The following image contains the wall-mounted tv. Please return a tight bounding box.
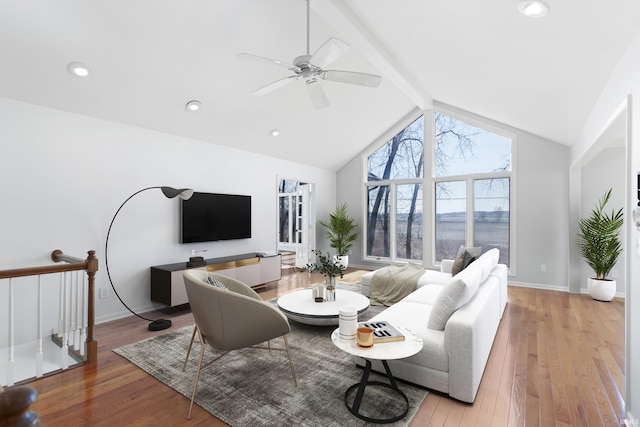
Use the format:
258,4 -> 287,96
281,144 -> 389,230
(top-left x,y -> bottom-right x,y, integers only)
181,192 -> 252,243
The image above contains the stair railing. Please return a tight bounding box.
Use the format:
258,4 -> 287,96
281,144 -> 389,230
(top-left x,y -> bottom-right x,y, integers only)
0,250 -> 97,387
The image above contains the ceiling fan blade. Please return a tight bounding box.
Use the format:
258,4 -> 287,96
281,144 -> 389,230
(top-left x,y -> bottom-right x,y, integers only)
306,79 -> 329,109
251,75 -> 298,96
236,53 -> 295,70
323,70 -> 382,87
309,37 -> 349,69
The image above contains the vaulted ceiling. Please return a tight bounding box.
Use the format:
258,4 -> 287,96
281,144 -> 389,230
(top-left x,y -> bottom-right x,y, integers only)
1,0 -> 639,170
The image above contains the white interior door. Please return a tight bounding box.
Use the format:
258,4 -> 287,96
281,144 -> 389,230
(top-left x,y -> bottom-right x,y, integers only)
295,183 -> 315,268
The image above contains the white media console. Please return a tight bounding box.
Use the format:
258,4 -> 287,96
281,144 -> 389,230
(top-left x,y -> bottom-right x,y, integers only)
150,253 -> 281,307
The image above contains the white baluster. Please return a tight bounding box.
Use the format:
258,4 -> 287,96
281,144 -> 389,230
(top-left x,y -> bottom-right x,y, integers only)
7,278 -> 15,387
36,275 -> 43,378
79,273 -> 86,357
73,271 -> 80,351
60,272 -> 69,370
56,272 -> 63,337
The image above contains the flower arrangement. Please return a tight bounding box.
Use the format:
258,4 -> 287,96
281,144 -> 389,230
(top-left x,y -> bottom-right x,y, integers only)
303,250 -> 344,280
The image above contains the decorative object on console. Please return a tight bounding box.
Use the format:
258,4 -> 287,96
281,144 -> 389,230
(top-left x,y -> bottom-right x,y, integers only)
187,249 -> 207,267
319,203 -> 359,269
303,250 -> 344,302
576,188 -> 623,301
106,186 -> 194,331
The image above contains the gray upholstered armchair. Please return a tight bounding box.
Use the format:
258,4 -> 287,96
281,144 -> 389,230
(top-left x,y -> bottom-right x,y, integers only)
182,270 -> 296,419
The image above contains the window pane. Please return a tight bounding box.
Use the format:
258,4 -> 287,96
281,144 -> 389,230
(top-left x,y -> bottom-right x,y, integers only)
474,179 -> 510,265
368,116 -> 424,181
278,196 -> 289,244
367,184 -> 390,258
434,112 -> 511,177
396,184 -> 423,260
435,181 -> 466,261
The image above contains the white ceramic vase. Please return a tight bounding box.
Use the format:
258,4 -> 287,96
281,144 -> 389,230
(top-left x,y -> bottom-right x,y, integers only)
588,278 -> 616,302
334,255 -> 349,269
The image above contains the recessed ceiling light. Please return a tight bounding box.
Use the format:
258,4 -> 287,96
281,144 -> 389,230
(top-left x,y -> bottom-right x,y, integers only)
518,0 -> 550,18
270,129 -> 280,137
185,100 -> 201,112
67,62 -> 90,77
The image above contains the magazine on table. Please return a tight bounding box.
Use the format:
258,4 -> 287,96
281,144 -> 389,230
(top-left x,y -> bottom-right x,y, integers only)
358,320 -> 405,343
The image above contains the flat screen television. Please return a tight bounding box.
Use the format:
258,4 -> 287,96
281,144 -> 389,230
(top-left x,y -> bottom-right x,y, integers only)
181,192 -> 251,243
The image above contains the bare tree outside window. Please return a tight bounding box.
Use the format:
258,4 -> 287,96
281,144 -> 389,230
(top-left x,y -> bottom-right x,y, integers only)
365,111 -> 512,266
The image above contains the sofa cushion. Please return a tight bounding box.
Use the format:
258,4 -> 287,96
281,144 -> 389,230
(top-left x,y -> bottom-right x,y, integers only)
427,249 -> 499,330
366,299 -> 449,372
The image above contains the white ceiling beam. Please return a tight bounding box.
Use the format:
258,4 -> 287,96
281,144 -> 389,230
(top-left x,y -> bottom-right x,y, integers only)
311,0 -> 432,110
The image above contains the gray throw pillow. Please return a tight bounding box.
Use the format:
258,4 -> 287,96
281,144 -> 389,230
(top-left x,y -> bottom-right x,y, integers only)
207,276 -> 228,290
451,245 -> 481,275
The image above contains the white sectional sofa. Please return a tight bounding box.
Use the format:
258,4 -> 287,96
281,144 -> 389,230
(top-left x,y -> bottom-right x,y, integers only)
357,248 -> 507,403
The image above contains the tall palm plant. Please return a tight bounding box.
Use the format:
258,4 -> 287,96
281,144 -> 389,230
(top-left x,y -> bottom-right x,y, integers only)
320,203 -> 358,256
577,188 -> 623,280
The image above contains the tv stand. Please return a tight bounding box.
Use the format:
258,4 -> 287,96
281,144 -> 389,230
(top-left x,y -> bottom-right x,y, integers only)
150,252 -> 281,307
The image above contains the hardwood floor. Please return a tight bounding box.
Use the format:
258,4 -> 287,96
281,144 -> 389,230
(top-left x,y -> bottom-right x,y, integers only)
25,270 -> 625,426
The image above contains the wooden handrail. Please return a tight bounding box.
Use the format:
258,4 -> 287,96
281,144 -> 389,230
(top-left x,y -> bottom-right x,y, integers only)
0,250 -> 98,364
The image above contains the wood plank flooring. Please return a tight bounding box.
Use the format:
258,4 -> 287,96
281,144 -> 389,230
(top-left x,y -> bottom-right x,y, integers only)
24,270 -> 625,426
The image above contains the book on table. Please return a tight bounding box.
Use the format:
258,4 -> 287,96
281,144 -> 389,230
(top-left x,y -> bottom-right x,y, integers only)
358,320 -> 405,343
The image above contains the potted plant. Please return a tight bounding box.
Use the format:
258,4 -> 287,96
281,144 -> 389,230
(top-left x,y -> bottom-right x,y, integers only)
304,250 -> 344,301
319,203 -> 359,268
576,188 -> 623,301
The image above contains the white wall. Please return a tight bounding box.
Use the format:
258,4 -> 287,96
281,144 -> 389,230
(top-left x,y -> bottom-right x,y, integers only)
336,106 -> 571,290
572,27 -> 640,423
0,97 -> 336,333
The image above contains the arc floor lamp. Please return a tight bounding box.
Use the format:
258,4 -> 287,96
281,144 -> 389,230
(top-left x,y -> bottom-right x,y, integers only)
105,186 -> 194,331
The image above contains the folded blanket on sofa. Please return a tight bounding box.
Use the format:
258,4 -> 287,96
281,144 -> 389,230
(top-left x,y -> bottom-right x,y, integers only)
370,262 -> 425,306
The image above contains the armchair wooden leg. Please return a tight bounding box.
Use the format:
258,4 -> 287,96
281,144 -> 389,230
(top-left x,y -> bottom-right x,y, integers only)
183,324 -> 198,371
188,328 -> 206,420
283,335 -> 297,387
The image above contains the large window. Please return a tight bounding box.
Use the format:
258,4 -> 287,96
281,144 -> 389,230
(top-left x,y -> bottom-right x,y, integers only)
366,116 -> 424,261
434,110 -> 512,266
364,109 -> 513,268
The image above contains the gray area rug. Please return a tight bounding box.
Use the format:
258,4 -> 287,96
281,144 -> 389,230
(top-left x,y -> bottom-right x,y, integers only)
113,301 -> 428,426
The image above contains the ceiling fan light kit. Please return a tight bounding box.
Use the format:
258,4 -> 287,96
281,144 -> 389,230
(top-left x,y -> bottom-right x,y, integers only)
237,0 -> 381,109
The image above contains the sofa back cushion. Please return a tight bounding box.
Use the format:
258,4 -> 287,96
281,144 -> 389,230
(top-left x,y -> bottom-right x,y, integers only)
427,248 -> 500,330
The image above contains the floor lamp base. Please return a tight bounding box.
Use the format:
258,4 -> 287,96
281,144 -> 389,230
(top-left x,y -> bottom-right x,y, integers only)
148,319 -> 172,331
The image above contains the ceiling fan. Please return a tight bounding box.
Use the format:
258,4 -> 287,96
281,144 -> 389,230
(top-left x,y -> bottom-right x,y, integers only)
237,0 -> 382,109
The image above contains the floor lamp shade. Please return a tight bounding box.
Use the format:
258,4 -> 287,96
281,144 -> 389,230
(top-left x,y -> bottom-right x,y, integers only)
105,186 -> 194,331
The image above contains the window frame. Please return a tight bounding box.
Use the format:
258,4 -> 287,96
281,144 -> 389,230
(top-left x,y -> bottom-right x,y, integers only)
362,109 -> 424,264
431,105 -> 517,273
361,105 -> 516,273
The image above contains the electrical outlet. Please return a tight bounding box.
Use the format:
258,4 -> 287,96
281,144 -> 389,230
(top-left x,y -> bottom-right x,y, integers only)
99,288 -> 108,299
540,264 -> 546,272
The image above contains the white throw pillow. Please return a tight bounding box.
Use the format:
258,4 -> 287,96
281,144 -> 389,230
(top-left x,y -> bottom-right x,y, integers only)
427,262 -> 483,330
427,277 -> 466,330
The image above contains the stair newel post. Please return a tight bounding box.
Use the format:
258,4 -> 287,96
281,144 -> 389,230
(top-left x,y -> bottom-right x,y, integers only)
85,250 -> 98,363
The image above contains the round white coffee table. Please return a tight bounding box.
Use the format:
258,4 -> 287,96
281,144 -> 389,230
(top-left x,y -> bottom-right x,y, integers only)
331,326 -> 423,423
276,288 -> 369,326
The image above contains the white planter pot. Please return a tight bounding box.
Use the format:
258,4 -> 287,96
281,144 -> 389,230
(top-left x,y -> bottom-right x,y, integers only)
588,278 -> 616,302
333,255 -> 349,269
